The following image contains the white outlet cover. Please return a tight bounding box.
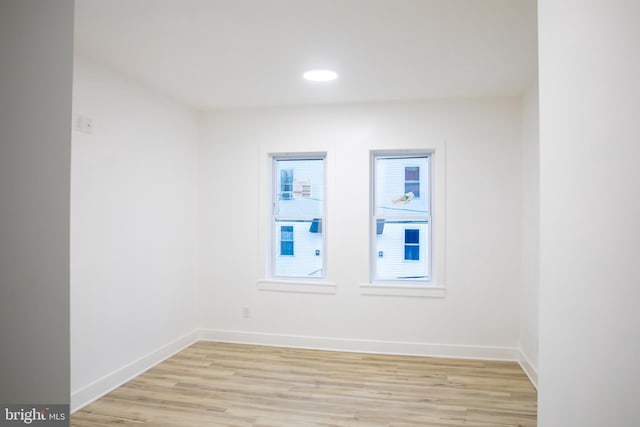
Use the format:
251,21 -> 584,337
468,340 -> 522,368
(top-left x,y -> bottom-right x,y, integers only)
76,115 -> 93,134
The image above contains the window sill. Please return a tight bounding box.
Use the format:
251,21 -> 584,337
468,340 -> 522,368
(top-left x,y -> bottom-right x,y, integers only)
258,279 -> 337,294
359,283 -> 446,298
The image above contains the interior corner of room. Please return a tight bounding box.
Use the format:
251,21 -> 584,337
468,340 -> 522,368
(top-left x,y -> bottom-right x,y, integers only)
4,1 -> 639,426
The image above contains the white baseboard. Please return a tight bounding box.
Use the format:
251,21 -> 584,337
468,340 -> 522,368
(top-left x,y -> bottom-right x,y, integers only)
517,349 -> 538,389
198,328 -> 520,361
70,330 -> 199,413
71,329 -> 535,414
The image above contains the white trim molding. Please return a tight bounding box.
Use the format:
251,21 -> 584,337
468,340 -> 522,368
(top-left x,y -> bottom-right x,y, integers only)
71,328 -> 536,414
359,283 -> 446,298
368,143 -> 447,295
70,331 -> 199,413
517,349 -> 538,389
198,328 -> 519,361
258,279 -> 337,294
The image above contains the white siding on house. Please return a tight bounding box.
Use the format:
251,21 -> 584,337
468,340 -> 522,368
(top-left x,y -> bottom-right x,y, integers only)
374,155 -> 430,281
376,222 -> 430,280
275,158 -> 324,217
274,221 -> 323,277
375,156 -> 430,217
273,157 -> 325,278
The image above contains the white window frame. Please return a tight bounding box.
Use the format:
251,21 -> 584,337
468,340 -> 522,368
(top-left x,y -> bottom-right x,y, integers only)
362,147 -> 446,298
258,151 -> 336,294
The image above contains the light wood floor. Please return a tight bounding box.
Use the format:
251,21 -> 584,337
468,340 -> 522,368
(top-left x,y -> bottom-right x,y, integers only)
72,341 -> 537,427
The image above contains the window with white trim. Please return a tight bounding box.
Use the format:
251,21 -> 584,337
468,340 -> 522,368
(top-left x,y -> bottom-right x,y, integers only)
372,152 -> 431,282
272,155 -> 325,279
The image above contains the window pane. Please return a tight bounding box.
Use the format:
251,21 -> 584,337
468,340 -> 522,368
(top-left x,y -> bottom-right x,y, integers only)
309,218 -> 322,233
280,169 -> 293,200
404,245 -> 420,260
405,228 -> 419,244
274,220 -> 323,277
404,181 -> 420,198
276,159 -> 323,217
280,241 -> 294,256
375,222 -> 428,280
372,153 -> 431,282
405,166 -> 419,181
280,225 -> 294,256
375,156 -> 429,217
272,155 -> 325,279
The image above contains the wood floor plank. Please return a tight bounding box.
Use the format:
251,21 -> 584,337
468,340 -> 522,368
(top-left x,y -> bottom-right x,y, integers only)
72,342 -> 536,426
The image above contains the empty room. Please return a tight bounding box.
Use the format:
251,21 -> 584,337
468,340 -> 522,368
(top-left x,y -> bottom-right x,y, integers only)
69,0 -> 538,424
2,1 -> 639,426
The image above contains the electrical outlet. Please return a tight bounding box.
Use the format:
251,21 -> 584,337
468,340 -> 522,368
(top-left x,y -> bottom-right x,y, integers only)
76,115 -> 93,134
243,306 -> 250,318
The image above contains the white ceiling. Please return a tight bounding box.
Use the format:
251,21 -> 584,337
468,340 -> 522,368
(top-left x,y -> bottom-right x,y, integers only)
74,0 -> 538,110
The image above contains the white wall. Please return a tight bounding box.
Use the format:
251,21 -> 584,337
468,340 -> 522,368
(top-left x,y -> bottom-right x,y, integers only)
199,98 -> 523,356
538,1 -> 640,425
0,0 -> 73,405
519,80 -> 539,384
70,57 -> 200,410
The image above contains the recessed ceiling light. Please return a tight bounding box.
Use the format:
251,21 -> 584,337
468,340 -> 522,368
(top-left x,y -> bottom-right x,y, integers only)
303,69 -> 338,82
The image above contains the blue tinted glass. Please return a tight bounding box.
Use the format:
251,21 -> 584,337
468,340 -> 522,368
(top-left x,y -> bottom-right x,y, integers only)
281,225 -> 293,238
404,245 -> 419,260
309,218 -> 322,233
281,241 -> 294,256
280,226 -> 294,255
405,229 -> 419,244
404,181 -> 420,197
405,166 -> 419,181
280,169 -> 293,200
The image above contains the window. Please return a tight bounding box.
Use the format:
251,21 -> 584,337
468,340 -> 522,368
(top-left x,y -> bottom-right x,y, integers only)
372,152 -> 431,282
309,218 -> 322,233
280,169 -> 293,200
272,155 -> 325,279
280,226 -> 294,256
405,166 -> 420,197
404,228 -> 420,260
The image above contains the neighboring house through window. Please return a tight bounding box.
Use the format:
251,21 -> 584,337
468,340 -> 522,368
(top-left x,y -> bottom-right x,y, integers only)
272,154 -> 325,279
372,152 -> 431,282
